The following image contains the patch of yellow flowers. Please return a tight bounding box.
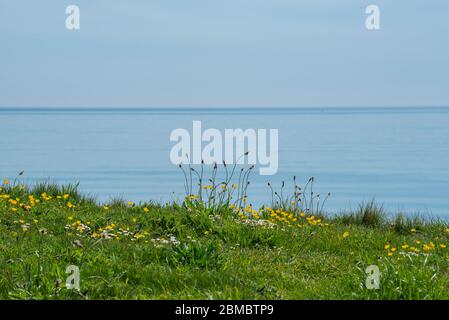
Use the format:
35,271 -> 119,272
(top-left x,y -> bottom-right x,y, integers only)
265,207 -> 330,229
384,240 -> 447,257
235,205 -> 330,229
0,189 -> 73,212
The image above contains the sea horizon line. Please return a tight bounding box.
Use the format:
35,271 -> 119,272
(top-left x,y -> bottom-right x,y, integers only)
1,105 -> 449,115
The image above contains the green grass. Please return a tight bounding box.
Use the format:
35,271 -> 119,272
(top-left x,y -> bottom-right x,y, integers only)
1,181 -> 449,300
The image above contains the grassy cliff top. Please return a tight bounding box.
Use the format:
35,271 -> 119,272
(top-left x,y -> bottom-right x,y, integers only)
1,181 -> 449,299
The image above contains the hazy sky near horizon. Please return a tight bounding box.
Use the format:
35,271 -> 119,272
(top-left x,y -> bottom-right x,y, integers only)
0,0 -> 448,108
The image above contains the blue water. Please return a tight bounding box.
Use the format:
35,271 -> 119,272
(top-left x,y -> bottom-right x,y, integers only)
1,107 -> 449,217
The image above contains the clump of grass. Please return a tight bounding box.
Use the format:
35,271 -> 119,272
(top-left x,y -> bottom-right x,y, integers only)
392,213 -> 413,234
337,200 -> 386,228
30,182 -> 95,204
167,241 -> 222,269
2,174 -> 95,206
337,202 -> 445,235
390,213 -> 444,235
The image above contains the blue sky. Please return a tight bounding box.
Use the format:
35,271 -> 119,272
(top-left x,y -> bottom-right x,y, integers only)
0,0 -> 448,107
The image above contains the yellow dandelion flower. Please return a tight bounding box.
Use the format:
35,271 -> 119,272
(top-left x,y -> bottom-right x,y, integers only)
342,231 -> 350,239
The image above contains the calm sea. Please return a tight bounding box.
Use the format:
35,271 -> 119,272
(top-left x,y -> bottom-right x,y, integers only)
1,107 -> 448,217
